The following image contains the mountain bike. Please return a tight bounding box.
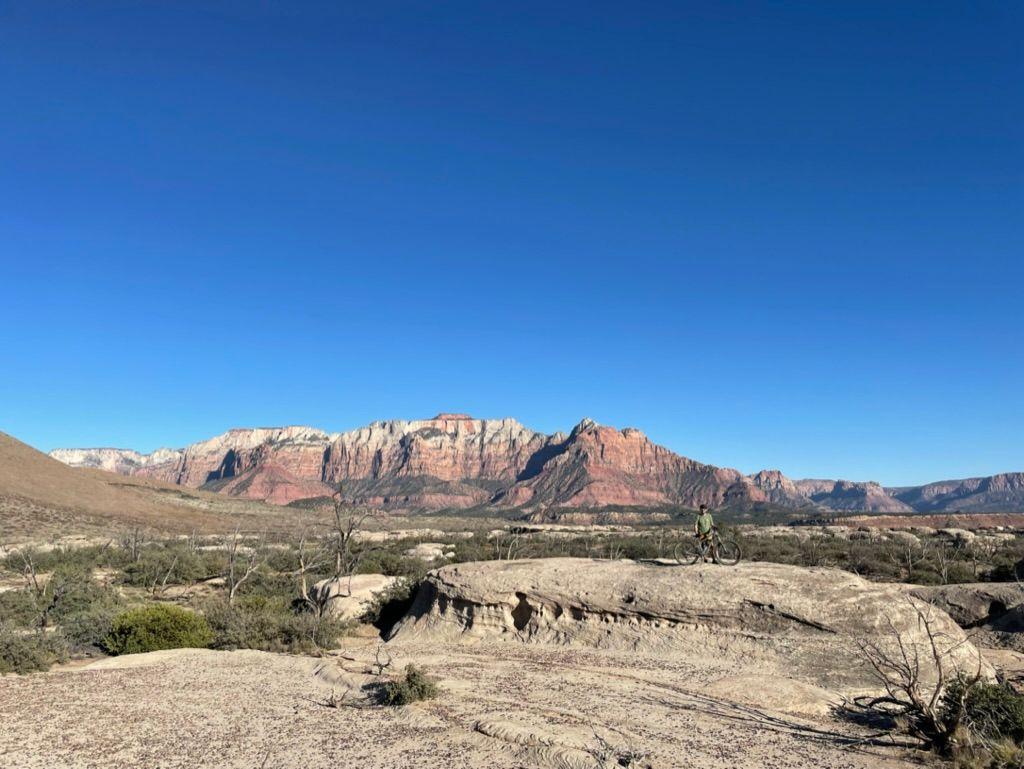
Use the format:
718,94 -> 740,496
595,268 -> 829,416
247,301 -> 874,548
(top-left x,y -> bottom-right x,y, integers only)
674,528 -> 742,566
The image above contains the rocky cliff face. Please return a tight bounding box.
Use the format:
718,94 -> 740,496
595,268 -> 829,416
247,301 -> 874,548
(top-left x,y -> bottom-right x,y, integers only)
794,479 -> 915,513
890,473 -> 1024,512
50,415 -> 1024,514
495,419 -> 751,509
48,446 -> 183,475
730,470 -> 815,508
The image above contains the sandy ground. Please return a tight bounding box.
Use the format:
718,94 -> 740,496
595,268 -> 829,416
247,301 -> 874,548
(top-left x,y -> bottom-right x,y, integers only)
0,636 -> 919,769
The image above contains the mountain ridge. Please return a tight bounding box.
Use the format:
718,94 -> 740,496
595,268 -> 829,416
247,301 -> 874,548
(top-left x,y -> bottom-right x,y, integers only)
49,414 -> 1024,514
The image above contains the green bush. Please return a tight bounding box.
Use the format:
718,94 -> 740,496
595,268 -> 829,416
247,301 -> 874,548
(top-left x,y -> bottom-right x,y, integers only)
202,596 -> 350,654
103,604 -> 213,655
0,624 -> 67,674
942,678 -> 1024,768
945,678 -> 1024,744
357,549 -> 430,579
230,568 -> 299,601
0,589 -> 39,627
381,664 -> 439,706
61,605 -> 124,648
48,568 -> 123,623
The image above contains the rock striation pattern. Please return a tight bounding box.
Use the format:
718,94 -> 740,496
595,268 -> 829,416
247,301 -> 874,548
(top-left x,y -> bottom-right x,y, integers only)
50,414 -> 1024,513
388,558 -> 989,693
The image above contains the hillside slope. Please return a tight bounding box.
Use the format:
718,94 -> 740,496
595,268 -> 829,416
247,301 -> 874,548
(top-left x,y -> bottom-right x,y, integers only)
0,431 -> 296,540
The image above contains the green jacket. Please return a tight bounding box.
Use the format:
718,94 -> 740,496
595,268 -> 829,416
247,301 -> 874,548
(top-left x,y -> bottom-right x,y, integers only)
695,512 -> 714,536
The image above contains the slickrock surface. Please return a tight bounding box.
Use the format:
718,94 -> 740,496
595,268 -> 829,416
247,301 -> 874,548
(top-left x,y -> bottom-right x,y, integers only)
910,582 -> 1024,628
391,558 -> 988,693
310,573 -> 398,620
0,642 -> 921,769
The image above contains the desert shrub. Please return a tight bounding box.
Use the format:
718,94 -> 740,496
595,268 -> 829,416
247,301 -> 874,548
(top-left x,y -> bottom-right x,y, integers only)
0,565 -> 123,631
357,549 -> 429,579
0,589 -> 39,627
0,624 -> 68,674
61,604 -> 124,648
381,664 -> 439,706
1,545 -> 130,576
231,568 -> 299,601
451,533 -> 494,563
944,678 -> 1024,745
987,552 -> 1024,583
104,604 -> 213,655
48,567 -> 123,621
120,546 -> 224,589
44,568 -> 125,648
202,596 -> 351,654
263,546 -> 302,573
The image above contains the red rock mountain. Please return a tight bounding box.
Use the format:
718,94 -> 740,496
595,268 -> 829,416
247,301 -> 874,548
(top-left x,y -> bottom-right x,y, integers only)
49,415 -> 1024,514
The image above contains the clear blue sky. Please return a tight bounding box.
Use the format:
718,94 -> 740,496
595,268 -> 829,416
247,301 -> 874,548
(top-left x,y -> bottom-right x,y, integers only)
1,2 -> 1020,486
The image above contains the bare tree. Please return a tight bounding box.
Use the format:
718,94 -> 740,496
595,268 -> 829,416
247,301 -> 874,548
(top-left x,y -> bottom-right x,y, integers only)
371,643 -> 394,677
150,553 -> 180,598
224,527 -> 267,604
120,527 -> 146,563
966,537 -> 1002,580
606,539 -> 624,561
928,539 -> 965,585
800,535 -> 830,568
326,483 -> 386,593
887,540 -> 925,581
493,529 -> 522,561
294,528 -> 332,616
15,549 -> 68,630
849,599 -> 983,749
293,483 -> 388,620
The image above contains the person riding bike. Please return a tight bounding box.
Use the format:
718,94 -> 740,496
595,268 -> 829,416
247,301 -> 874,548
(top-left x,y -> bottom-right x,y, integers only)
694,504 -> 715,543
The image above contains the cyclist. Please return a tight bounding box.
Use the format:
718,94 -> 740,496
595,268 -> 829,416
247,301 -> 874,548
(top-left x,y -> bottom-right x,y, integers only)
694,504 -> 715,546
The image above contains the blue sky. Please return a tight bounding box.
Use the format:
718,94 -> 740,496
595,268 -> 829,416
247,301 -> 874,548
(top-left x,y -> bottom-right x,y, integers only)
1,2 -> 1020,486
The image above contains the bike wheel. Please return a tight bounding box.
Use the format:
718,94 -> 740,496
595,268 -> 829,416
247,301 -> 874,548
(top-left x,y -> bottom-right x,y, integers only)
674,540 -> 705,565
713,539 -> 742,566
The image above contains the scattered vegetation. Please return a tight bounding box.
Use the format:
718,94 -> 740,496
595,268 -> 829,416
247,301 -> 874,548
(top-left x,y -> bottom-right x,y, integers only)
2,512 -> 1024,677
103,605 -> 213,655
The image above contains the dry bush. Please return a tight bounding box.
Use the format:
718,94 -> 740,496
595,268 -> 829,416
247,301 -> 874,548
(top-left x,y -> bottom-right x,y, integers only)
584,729 -> 652,769
850,601 -> 981,748
380,664 -> 439,706
847,598 -> 997,759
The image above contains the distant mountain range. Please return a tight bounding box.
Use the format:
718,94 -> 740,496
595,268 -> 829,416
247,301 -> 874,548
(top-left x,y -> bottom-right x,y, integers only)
49,414 -> 1024,514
